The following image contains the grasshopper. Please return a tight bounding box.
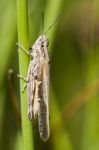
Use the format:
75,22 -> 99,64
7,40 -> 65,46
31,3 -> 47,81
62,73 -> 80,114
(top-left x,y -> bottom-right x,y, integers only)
17,35 -> 49,141
17,14 -> 60,141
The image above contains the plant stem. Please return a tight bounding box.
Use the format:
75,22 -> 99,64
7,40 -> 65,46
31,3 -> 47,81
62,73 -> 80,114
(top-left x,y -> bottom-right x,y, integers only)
17,0 -> 34,150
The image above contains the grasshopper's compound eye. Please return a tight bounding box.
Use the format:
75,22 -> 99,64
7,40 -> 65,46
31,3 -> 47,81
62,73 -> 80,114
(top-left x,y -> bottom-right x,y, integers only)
29,47 -> 32,50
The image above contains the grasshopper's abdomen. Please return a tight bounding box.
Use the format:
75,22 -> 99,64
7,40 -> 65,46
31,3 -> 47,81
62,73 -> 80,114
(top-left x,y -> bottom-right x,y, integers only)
38,82 -> 50,141
38,99 -> 50,141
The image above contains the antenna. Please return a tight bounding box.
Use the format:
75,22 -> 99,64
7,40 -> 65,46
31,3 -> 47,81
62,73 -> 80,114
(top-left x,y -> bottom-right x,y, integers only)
41,12 -> 44,34
44,14 -> 61,35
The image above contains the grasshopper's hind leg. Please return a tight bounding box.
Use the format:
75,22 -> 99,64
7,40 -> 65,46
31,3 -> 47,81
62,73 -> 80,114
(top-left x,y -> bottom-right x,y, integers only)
27,74 -> 35,120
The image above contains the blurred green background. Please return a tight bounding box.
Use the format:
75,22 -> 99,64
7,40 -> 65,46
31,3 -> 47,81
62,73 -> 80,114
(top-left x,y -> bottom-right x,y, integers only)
0,0 -> 99,150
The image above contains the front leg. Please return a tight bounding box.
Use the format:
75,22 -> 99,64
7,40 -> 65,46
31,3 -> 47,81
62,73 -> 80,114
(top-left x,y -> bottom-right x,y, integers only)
16,43 -> 30,56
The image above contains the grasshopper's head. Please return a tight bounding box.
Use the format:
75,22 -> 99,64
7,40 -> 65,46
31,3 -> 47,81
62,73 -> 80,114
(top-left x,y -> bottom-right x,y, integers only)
30,35 -> 49,59
36,35 -> 49,48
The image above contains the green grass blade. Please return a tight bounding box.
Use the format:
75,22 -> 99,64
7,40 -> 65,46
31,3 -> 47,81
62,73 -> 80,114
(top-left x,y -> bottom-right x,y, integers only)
17,0 -> 34,150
